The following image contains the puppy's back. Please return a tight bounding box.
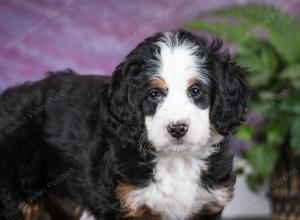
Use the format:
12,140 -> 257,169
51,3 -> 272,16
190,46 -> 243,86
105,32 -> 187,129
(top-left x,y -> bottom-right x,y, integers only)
0,70 -> 110,219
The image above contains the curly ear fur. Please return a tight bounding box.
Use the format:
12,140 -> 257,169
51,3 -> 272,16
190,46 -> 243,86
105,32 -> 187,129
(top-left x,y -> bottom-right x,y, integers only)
107,60 -> 144,140
209,49 -> 250,136
107,61 -> 156,186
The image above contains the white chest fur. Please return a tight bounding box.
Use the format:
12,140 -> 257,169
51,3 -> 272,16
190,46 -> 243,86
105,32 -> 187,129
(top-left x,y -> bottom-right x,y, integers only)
126,153 -> 218,220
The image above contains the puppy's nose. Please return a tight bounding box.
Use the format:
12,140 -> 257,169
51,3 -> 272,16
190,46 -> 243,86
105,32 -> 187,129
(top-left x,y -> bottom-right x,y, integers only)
167,122 -> 188,139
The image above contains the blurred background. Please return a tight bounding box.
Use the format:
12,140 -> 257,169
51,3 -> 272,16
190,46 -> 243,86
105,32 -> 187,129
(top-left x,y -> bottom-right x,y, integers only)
1,0 -> 300,219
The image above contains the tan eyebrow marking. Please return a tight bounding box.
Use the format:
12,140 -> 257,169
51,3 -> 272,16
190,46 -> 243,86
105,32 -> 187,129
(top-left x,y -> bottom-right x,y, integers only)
187,77 -> 199,88
150,77 -> 167,91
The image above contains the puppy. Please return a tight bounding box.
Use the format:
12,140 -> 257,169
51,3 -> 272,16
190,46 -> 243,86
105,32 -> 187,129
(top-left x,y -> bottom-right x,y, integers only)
0,30 -> 250,220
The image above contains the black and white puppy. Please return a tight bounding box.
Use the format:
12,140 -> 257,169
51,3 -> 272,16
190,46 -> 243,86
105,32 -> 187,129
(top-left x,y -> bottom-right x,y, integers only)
0,30 -> 250,220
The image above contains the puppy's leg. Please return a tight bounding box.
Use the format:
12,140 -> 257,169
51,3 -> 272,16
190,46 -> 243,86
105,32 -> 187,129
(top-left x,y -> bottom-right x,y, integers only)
22,203 -> 42,220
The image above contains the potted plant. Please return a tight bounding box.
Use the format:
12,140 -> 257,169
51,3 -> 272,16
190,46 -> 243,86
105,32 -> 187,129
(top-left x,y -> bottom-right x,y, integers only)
184,3 -> 300,218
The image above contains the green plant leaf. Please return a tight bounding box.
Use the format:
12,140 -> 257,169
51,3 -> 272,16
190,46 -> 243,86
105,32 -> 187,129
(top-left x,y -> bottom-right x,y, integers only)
184,20 -> 253,44
280,91 -> 300,114
246,175 -> 259,192
265,122 -> 288,145
269,29 -> 300,63
236,125 -> 254,141
202,4 -> 300,63
257,90 -> 276,100
205,4 -> 282,27
279,63 -> 300,80
245,144 -> 278,177
291,80 -> 300,89
236,55 -> 272,87
185,3 -> 300,63
250,100 -> 288,121
259,43 -> 279,74
291,117 -> 300,156
234,41 -> 279,87
246,174 -> 265,192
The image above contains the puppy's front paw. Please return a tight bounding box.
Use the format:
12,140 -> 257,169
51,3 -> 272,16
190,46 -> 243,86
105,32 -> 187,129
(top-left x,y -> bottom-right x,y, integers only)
22,204 -> 41,220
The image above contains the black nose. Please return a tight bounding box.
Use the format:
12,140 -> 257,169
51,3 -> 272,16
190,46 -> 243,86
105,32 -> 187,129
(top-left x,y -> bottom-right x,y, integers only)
167,122 -> 188,139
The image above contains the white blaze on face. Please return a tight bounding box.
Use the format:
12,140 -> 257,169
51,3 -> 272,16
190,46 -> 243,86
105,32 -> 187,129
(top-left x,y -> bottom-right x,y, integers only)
145,33 -> 216,153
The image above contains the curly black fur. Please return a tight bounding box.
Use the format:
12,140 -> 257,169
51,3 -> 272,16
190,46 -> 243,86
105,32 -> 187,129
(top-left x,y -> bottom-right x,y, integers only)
0,30 -> 250,220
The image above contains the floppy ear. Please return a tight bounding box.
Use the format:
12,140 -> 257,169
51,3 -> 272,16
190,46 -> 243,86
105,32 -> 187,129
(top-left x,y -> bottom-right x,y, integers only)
108,61 -> 156,184
210,56 -> 250,136
107,60 -> 145,143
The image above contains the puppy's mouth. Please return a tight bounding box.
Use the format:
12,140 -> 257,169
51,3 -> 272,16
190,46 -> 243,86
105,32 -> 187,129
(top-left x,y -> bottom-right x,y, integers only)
170,138 -> 185,145
162,139 -> 193,152
161,137 -> 210,153
163,145 -> 190,153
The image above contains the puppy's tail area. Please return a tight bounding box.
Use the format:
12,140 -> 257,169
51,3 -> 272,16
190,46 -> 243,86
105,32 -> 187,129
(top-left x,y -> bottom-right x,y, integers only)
0,75 -> 58,220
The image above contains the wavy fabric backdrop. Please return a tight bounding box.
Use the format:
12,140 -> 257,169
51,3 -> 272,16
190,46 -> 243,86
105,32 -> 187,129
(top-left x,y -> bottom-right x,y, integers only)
1,0 -> 299,91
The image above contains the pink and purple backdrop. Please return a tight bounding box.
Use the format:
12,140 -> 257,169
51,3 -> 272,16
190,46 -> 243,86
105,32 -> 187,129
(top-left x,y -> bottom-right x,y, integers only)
1,0 -> 300,90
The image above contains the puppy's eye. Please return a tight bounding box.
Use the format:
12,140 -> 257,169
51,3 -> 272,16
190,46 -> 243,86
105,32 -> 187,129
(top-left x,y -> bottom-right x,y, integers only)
149,89 -> 163,102
189,86 -> 203,98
